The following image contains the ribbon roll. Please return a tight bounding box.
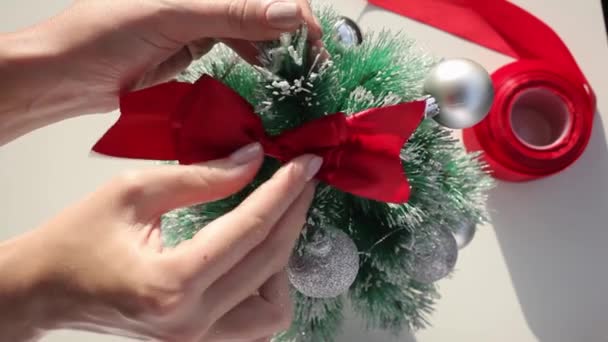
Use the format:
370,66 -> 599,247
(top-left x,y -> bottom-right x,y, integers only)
369,0 -> 596,181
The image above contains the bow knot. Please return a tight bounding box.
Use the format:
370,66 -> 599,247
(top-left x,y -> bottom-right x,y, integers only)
266,113 -> 349,159
92,75 -> 426,203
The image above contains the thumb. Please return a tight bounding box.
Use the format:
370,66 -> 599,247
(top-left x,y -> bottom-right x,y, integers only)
115,143 -> 264,219
167,0 -> 322,41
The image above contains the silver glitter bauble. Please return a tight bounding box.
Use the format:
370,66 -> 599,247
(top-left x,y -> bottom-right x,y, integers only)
452,221 -> 477,250
424,58 -> 494,129
333,16 -> 363,48
408,226 -> 458,284
287,227 -> 360,298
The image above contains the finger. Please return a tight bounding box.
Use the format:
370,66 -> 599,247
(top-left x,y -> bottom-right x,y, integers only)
187,38 -> 217,60
145,224 -> 163,253
211,271 -> 293,340
220,38 -> 261,65
294,0 -> 323,40
171,155 -> 322,289
206,291 -> 292,340
164,0 -> 318,41
202,183 -> 315,321
222,37 -> 329,70
251,337 -> 272,342
114,143 -> 264,219
260,270 -> 292,309
136,47 -> 193,89
137,38 -> 216,89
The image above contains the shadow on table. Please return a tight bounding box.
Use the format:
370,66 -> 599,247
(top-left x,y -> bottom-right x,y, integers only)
490,113 -> 608,342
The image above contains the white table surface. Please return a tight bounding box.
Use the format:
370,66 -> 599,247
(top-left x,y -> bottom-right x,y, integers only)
1,1 -> 607,341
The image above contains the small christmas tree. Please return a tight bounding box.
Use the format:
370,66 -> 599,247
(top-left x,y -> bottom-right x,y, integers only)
159,6 -> 493,342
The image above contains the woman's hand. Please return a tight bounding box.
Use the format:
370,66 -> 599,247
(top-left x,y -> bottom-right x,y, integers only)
0,144 -> 323,341
0,0 -> 322,145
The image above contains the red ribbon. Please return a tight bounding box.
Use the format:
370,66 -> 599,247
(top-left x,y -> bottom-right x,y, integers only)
92,75 -> 426,203
369,0 -> 596,181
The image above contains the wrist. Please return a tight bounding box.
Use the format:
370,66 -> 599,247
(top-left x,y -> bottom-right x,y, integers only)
0,26 -> 93,145
0,232 -> 63,341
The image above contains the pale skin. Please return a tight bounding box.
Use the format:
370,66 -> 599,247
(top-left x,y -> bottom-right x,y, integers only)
0,0 -> 325,341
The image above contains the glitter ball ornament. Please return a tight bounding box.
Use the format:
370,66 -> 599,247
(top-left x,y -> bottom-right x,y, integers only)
287,227 -> 360,298
424,58 -> 494,129
333,16 -> 363,47
452,220 -> 477,249
408,226 -> 458,283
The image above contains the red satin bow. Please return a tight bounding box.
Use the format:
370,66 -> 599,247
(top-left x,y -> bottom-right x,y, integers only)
92,75 -> 426,203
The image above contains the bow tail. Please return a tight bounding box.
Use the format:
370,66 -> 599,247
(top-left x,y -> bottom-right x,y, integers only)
92,81 -> 193,161
327,101 -> 426,203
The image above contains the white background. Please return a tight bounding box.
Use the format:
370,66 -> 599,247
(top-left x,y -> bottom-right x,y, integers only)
1,1 -> 607,341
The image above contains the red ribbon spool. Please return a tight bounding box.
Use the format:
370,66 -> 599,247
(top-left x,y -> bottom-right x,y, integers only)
368,0 -> 597,181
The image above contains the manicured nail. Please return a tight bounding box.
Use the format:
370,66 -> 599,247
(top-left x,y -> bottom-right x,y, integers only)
265,0 -> 300,29
306,156 -> 323,181
230,143 -> 263,165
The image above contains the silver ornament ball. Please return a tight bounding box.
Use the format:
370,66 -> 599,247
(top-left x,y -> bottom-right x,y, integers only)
408,226 -> 459,284
287,227 -> 360,298
451,220 -> 477,250
424,58 -> 494,129
333,16 -> 363,48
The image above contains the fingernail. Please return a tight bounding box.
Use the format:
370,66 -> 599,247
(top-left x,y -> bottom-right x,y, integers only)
305,156 -> 323,181
230,143 -> 263,165
266,0 -> 300,29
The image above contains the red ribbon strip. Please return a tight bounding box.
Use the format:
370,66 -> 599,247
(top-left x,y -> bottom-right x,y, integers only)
92,75 -> 426,203
369,0 -> 596,181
